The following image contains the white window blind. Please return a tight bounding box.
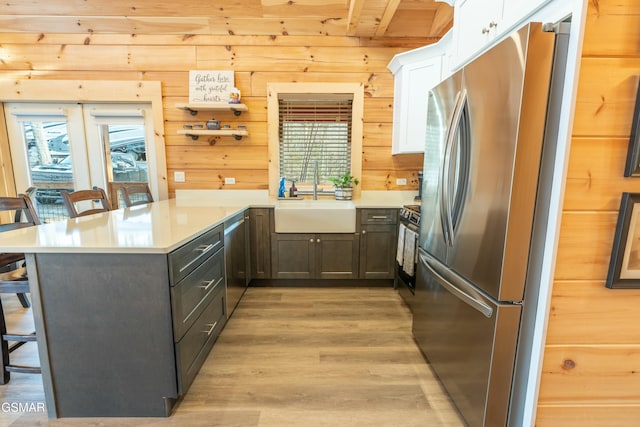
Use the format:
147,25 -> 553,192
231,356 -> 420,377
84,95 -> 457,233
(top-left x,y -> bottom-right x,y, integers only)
278,94 -> 353,185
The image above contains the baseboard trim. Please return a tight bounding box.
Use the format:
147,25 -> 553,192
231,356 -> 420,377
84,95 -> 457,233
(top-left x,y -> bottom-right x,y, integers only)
249,279 -> 394,287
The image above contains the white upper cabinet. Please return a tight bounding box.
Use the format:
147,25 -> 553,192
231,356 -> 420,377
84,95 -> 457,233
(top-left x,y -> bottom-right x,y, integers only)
387,31 -> 452,154
390,57 -> 442,154
452,0 -> 551,67
454,0 -> 504,66
502,0 -> 552,29
387,0 -> 554,155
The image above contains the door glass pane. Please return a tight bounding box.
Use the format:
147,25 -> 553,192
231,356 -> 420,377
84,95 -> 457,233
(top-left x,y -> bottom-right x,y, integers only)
99,124 -> 148,208
21,120 -> 74,222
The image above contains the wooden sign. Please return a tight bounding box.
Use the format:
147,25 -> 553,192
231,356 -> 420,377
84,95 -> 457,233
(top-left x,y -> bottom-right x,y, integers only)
189,70 -> 234,103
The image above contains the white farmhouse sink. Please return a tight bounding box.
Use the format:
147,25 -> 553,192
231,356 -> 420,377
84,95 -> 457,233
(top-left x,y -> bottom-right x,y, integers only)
274,200 -> 356,233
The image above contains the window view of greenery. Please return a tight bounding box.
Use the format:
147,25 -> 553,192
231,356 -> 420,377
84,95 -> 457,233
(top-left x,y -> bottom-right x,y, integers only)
278,97 -> 352,188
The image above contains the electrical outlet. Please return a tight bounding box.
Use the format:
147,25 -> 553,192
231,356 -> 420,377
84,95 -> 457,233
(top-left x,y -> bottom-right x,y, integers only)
224,177 -> 236,185
396,178 -> 407,186
174,171 -> 185,183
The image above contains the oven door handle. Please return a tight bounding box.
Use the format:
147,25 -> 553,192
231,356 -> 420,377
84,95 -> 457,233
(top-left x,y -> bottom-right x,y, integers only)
402,221 -> 419,234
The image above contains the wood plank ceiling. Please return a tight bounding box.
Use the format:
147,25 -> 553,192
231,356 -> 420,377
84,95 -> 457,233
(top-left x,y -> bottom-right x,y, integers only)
0,0 -> 453,39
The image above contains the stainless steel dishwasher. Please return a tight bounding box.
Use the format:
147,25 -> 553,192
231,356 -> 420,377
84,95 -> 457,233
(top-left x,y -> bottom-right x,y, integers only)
223,211 -> 249,316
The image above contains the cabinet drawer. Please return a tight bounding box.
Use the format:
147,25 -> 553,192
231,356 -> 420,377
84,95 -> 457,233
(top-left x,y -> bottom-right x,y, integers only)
360,209 -> 398,225
175,287 -> 226,395
171,246 -> 225,340
169,224 -> 223,285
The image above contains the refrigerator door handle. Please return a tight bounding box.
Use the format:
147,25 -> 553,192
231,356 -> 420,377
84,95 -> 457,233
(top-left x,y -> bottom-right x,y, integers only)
440,89 -> 464,246
449,92 -> 471,240
419,251 -> 494,318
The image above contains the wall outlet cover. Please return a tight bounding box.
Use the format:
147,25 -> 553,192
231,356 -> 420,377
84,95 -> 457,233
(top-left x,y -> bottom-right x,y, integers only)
396,178 -> 407,185
174,171 -> 186,183
224,177 -> 236,185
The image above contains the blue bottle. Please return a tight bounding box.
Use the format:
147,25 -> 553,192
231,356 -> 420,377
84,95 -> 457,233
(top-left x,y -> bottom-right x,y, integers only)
278,177 -> 286,198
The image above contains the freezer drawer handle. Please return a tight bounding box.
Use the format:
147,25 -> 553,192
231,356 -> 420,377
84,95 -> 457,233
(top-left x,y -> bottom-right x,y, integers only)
419,253 -> 493,318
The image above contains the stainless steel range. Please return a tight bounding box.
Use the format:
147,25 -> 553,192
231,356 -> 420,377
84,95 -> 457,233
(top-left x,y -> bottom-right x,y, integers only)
395,204 -> 420,310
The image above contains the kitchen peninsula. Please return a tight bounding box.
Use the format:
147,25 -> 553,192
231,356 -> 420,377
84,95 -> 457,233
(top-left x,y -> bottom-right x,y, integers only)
0,193 -> 409,418
0,199 -> 246,418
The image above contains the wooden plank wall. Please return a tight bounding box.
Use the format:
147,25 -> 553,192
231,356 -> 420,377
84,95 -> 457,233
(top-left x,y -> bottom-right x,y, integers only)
536,1 -> 640,425
0,34 -> 425,197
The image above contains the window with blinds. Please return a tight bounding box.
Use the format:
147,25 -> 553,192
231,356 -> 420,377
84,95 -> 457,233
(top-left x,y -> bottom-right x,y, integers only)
278,93 -> 353,187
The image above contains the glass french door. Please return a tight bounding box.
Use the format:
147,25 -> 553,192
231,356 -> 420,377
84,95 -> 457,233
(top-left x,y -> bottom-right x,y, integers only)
83,104 -> 150,210
4,102 -> 153,222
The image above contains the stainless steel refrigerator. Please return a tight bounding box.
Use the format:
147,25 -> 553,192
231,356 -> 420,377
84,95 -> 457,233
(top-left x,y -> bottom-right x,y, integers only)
414,22 -> 569,427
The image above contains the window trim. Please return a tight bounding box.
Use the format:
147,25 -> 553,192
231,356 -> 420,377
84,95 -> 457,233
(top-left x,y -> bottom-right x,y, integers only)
0,80 -> 168,201
268,82 -> 363,199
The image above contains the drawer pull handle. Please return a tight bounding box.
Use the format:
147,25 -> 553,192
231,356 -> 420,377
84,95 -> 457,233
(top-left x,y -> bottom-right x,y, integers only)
203,322 -> 218,336
371,216 -> 388,219
196,244 -> 213,253
200,279 -> 216,291
179,242 -> 218,273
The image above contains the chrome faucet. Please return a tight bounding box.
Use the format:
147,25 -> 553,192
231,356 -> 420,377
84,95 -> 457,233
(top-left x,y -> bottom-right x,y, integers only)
313,161 -> 319,200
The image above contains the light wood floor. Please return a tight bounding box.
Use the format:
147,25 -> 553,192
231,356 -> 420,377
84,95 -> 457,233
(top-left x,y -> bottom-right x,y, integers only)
0,287 -> 465,426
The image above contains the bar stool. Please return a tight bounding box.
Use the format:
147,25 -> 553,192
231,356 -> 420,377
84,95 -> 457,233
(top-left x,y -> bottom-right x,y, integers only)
61,187 -> 111,218
119,183 -> 153,207
0,193 -> 42,384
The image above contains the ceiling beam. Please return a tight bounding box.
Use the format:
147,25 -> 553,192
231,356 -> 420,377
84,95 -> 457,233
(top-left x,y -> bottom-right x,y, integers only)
428,3 -> 454,37
374,0 -> 402,37
346,0 -> 365,36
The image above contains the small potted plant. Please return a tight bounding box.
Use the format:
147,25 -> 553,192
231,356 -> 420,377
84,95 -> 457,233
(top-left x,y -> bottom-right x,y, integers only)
328,171 -> 359,200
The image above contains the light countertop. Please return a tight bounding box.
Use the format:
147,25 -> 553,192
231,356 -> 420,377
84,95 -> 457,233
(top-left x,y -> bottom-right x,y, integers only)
175,189 -> 418,208
0,199 -> 245,254
0,191 -> 413,254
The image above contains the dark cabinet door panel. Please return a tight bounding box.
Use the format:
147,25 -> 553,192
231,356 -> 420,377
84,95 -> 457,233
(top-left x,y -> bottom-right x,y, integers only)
317,234 -> 359,279
359,224 -> 397,279
249,208 -> 272,279
271,233 -> 315,279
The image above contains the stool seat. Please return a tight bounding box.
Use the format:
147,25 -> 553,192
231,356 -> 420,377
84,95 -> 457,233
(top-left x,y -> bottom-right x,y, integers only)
0,193 -> 41,384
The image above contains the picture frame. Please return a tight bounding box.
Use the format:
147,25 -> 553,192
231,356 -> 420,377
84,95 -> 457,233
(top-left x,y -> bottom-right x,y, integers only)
606,192 -> 640,288
623,79 -> 640,176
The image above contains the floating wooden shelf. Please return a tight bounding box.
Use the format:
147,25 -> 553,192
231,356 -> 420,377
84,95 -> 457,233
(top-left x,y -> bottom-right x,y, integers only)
175,103 -> 248,116
177,129 -> 249,141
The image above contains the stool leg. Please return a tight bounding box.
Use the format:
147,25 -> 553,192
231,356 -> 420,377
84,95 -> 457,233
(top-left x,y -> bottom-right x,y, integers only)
17,293 -> 31,308
0,299 -> 10,384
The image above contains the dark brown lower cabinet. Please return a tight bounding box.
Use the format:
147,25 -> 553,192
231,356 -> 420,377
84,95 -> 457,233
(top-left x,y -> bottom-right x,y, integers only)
359,224 -> 397,279
358,208 -> 398,279
271,233 -> 359,279
249,208 -> 272,279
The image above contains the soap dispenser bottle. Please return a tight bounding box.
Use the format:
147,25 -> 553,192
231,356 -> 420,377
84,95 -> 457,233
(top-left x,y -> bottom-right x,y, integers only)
289,180 -> 298,198
278,177 -> 286,198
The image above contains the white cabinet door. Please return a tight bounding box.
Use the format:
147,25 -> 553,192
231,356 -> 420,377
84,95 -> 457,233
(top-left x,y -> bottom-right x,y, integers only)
502,0 -> 551,30
454,0 -> 503,66
391,56 -> 442,154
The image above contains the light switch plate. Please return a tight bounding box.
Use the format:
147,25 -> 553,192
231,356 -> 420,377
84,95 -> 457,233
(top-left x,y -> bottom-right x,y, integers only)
174,171 -> 185,183
396,178 -> 407,185
224,177 -> 236,185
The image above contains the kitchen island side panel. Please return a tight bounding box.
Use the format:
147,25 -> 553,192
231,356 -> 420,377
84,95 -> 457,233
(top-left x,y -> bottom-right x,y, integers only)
34,252 -> 177,417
